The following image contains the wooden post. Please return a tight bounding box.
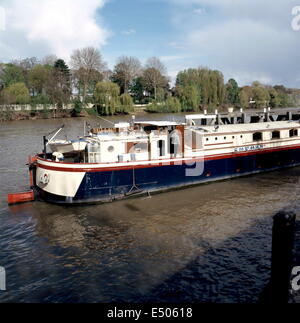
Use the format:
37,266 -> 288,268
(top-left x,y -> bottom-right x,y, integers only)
269,211 -> 296,303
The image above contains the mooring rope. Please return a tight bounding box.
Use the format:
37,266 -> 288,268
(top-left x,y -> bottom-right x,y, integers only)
96,115 -> 115,126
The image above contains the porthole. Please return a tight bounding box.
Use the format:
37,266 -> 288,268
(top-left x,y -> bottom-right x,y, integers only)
108,146 -> 114,153
206,138 -> 209,141
215,137 -> 218,141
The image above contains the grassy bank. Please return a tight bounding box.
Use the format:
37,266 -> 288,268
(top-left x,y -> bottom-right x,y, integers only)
0,109 -> 89,122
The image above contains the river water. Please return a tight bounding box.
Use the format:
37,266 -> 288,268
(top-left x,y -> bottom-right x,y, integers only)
1,114 -> 300,303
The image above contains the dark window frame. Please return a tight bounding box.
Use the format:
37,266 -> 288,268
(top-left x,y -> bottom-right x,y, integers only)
253,132 -> 263,141
290,129 -> 298,137
272,131 -> 280,140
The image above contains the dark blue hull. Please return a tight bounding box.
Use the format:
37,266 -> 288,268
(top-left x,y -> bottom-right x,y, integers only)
37,147 -> 300,205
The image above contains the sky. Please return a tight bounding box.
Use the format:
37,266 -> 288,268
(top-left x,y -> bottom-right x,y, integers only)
0,0 -> 300,87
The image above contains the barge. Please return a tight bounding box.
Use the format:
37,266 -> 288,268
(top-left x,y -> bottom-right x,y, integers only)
24,113 -> 300,205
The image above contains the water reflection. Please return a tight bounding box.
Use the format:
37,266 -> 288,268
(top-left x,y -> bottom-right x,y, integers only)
1,117 -> 300,302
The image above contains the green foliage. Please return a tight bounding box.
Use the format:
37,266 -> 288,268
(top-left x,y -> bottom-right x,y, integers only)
73,99 -> 83,116
2,82 -> 30,104
165,96 -> 182,113
226,79 -> 239,106
0,64 -> 25,87
175,85 -> 200,112
86,106 -> 99,116
274,85 -> 296,108
130,77 -> 146,103
268,88 -> 280,108
239,89 -> 249,109
252,86 -> 270,108
28,64 -> 52,95
51,59 -> 71,108
175,68 -> 225,109
119,93 -> 134,114
31,94 -> 52,105
1,52 -> 299,116
94,81 -> 120,115
41,107 -> 51,119
146,101 -> 165,113
146,97 -> 181,113
54,59 -> 70,76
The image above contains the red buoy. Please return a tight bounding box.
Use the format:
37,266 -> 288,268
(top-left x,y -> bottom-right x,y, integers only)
7,191 -> 35,205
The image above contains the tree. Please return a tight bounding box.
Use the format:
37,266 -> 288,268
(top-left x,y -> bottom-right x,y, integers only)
268,88 -> 280,108
94,81 -> 120,115
112,56 -> 141,93
49,59 -> 71,107
2,82 -> 30,104
142,67 -> 169,101
239,86 -> 254,109
145,57 -> 167,76
274,85 -> 291,107
252,86 -> 270,109
0,64 -> 25,88
175,68 -> 225,109
239,89 -> 249,109
119,93 -> 134,113
42,55 -> 58,66
12,57 -> 39,71
165,96 -> 181,113
28,64 -> 52,96
226,78 -> 239,106
70,47 -> 107,102
130,77 -> 146,103
175,84 -> 200,112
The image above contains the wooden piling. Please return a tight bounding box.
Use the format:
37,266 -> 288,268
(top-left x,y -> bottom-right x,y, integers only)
268,211 -> 296,303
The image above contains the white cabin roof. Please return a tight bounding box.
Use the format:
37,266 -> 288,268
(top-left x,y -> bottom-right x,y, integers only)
186,114 -> 217,120
135,121 -> 179,127
194,121 -> 300,135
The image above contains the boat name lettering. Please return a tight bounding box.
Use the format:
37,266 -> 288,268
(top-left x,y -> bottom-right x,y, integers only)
234,145 -> 264,153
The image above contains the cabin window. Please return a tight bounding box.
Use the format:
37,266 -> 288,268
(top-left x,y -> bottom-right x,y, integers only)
272,131 -> 280,140
127,142 -> 148,153
232,136 -> 235,139
290,129 -> 298,137
134,143 -> 148,153
240,135 -> 243,138
158,140 -> 165,157
206,138 -> 209,141
224,137 -> 227,140
215,137 -> 218,141
253,132 -> 263,141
